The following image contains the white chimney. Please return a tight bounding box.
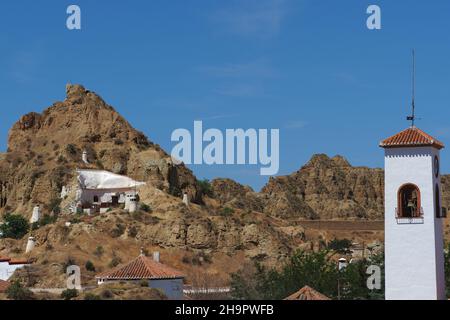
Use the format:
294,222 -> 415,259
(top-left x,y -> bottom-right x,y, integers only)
25,237 -> 36,253
126,194 -> 138,213
153,251 -> 160,263
82,150 -> 89,164
182,193 -> 189,206
60,186 -> 69,199
30,206 -> 40,224
338,258 -> 348,271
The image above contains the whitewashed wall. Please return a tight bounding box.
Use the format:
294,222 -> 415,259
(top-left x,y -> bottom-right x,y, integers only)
384,146 -> 446,300
0,262 -> 25,281
149,278 -> 184,300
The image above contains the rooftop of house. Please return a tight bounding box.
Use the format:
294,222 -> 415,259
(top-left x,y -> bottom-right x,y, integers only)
380,126 -> 444,150
96,254 -> 185,281
0,257 -> 31,265
284,285 -> 331,300
77,169 -> 146,190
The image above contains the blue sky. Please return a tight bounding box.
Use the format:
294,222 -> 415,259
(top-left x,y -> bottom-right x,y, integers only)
1,0 -> 450,191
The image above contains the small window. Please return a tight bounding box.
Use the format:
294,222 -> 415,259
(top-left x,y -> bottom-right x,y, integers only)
397,184 -> 421,218
435,184 -> 441,218
93,195 -> 99,203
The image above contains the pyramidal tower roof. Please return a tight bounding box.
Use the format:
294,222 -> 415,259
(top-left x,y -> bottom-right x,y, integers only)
95,255 -> 185,280
380,126 -> 444,150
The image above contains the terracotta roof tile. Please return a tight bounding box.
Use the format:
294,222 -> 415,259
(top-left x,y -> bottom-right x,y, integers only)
380,127 -> 444,149
284,285 -> 330,300
96,255 -> 185,280
8,259 -> 30,265
0,257 -> 30,265
0,280 -> 10,293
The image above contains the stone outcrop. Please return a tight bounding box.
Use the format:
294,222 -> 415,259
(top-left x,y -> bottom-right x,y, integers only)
260,154 -> 385,220
0,84 -> 200,215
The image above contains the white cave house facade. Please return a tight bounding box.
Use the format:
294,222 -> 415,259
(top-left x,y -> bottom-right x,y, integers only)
75,169 -> 145,214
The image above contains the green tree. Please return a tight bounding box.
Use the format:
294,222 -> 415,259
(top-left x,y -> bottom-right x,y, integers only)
327,238 -> 352,254
5,281 -> 34,300
85,260 -> 96,272
231,249 -> 385,300
231,250 -> 340,300
220,207 -> 234,217
0,214 -> 30,239
197,179 -> 213,197
61,288 -> 78,300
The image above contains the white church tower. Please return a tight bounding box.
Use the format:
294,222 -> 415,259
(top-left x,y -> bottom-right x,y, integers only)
380,126 -> 446,300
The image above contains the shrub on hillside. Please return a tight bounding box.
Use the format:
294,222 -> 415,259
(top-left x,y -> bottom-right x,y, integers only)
94,246 -> 104,258
6,281 -> 34,300
109,256 -> 122,268
327,238 -> 353,254
197,179 -> 213,197
85,260 -> 96,272
61,289 -> 78,300
140,203 -> 152,213
220,207 -> 234,217
84,293 -> 101,300
0,214 -> 29,239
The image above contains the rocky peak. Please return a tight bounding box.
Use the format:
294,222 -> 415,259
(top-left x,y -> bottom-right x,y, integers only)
1,84 -> 200,213
303,154 -> 350,170
64,83 -> 106,107
258,153 -> 385,220
66,83 -> 86,98
330,155 -> 351,167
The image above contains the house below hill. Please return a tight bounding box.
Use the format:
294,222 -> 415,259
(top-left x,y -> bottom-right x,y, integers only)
95,251 -> 185,300
284,285 -> 330,300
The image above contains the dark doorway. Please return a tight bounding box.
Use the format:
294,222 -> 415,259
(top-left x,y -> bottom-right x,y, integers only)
111,196 -> 119,206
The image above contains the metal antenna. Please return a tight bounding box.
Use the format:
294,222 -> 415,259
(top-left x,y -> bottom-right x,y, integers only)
407,50 -> 416,127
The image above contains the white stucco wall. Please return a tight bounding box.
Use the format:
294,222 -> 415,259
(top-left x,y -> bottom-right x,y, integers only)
0,262 -> 25,281
97,278 -> 184,300
149,279 -> 184,300
384,146 -> 446,300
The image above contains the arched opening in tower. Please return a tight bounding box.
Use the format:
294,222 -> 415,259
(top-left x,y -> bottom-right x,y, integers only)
397,183 -> 421,218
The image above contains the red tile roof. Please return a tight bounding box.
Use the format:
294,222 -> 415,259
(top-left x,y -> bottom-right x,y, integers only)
284,285 -> 330,300
96,255 -> 185,280
380,127 -> 444,149
0,280 -> 10,293
8,259 -> 30,265
0,257 -> 31,265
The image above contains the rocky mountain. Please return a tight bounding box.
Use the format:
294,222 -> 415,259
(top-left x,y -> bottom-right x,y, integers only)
0,84 -> 201,215
0,85 -> 302,287
260,154 -> 385,220
0,84 -> 447,289
210,155 -> 385,221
